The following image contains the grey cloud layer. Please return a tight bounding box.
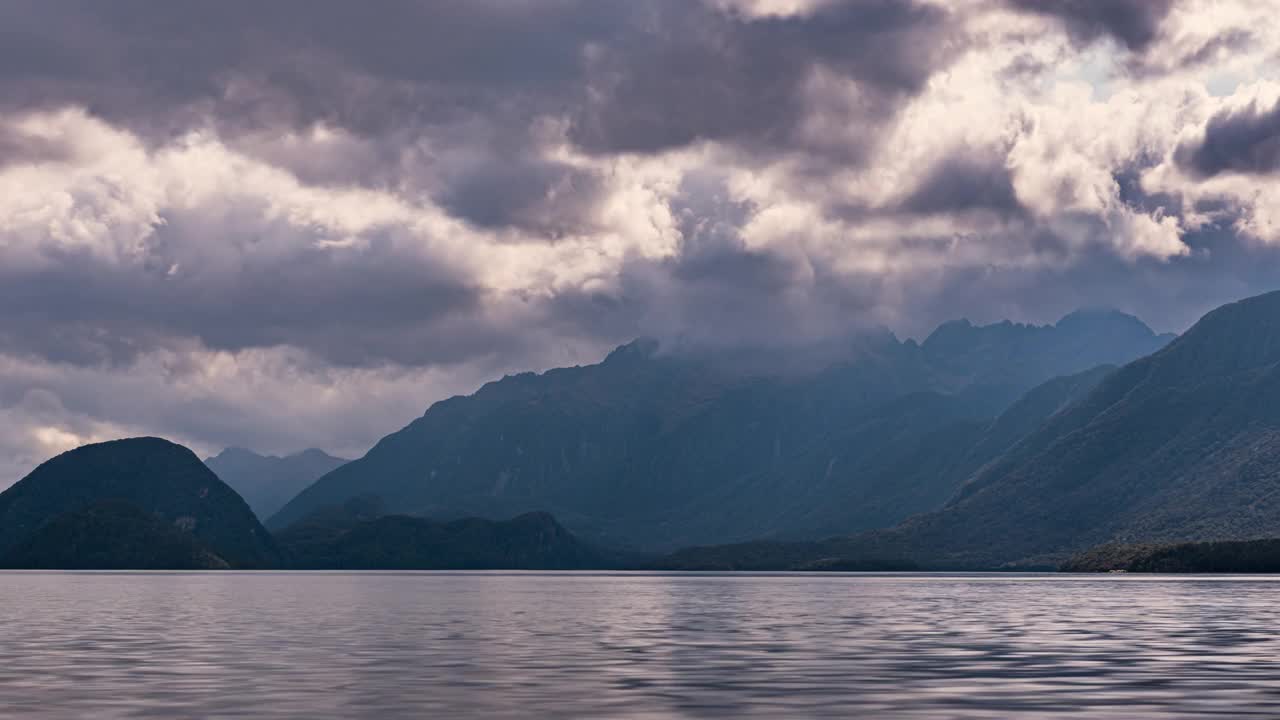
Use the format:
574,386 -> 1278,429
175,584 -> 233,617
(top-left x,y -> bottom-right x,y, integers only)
568,0 -> 955,157
1008,0 -> 1175,51
0,0 -> 969,365
4,0 -> 1280,482
0,1 -> 951,140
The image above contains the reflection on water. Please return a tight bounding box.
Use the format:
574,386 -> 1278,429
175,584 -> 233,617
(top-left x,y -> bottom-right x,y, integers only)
2,571 -> 1279,718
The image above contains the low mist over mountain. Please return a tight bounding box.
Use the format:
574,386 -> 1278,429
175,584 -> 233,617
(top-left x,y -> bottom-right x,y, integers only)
205,447 -> 348,522
0,438 -> 280,569
270,310 -> 1170,550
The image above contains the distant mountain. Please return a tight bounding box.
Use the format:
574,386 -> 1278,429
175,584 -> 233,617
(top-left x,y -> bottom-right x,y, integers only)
205,447 -> 348,522
886,289 -> 1280,567
269,309 -> 1169,550
276,496 -> 616,569
922,308 -> 1175,402
0,437 -> 281,568
666,289 -> 1280,569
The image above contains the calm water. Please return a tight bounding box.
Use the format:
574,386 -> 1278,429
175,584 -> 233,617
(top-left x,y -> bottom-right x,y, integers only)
2,572 -> 1280,718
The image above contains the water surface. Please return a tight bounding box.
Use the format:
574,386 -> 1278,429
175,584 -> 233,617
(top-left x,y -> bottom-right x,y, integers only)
2,571 -> 1278,718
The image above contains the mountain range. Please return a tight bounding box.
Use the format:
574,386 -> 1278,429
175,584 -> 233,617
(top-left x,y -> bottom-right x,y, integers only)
661,290 -> 1280,569
268,309 -> 1171,550
0,439 -> 611,570
204,447 -> 348,522
14,292 -> 1280,572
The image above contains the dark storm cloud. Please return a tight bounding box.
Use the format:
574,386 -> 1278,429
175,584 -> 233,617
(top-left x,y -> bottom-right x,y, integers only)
569,0 -> 957,158
0,1 -> 610,132
0,0 -> 964,252
898,153 -> 1024,217
1175,99 -> 1280,177
0,232 -> 502,369
1008,0 -> 1176,51
0,0 -> 628,233
0,0 -> 960,166
434,146 -> 605,235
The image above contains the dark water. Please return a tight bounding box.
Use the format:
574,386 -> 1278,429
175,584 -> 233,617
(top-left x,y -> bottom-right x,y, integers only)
3,572 -> 1280,718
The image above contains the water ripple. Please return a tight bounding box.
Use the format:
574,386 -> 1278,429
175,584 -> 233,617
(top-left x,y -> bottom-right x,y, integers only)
2,572 -> 1279,718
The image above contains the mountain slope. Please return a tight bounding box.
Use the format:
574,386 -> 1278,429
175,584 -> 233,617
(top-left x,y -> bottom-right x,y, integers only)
611,391 -> 988,546
205,447 -> 348,521
270,310 -> 1169,550
751,364 -> 1120,542
0,437 -> 281,568
741,289 -> 1280,569
269,334 -> 945,541
0,500 -> 231,570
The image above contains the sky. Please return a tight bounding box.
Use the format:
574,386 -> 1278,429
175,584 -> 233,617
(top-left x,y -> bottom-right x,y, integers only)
3,0 -> 1280,485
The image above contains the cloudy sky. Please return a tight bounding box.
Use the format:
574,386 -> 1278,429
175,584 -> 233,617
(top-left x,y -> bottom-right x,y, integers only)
3,0 -> 1280,485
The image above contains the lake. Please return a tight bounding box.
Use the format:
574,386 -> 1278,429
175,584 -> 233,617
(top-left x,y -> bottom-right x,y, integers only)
2,572 -> 1279,718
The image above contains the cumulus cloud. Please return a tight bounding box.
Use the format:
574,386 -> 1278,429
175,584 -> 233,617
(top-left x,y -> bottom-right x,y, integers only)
6,1 -> 1280,485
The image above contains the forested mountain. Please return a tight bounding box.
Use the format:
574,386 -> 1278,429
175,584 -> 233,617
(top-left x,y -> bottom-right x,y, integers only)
275,496 -> 616,569
0,437 -> 281,569
269,310 -> 1169,550
0,500 -> 231,570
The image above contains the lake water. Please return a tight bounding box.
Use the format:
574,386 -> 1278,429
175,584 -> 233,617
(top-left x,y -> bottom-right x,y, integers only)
2,572 -> 1280,718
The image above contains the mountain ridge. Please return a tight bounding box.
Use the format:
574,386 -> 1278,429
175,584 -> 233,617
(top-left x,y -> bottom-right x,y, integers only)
205,446 -> 348,522
269,309 -> 1171,549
